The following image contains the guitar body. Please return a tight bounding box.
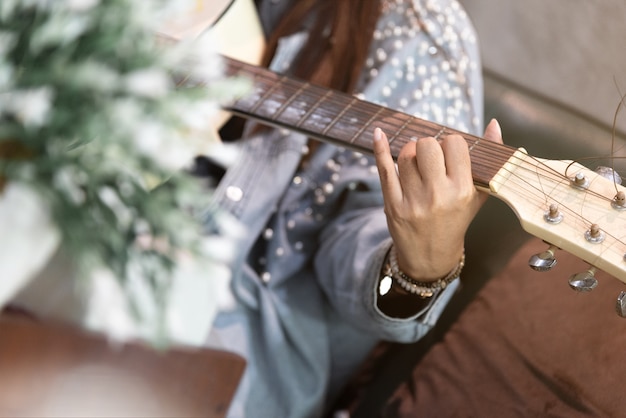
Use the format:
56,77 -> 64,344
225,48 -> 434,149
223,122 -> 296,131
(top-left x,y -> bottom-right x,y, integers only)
158,0 -> 265,65
158,0 -> 265,132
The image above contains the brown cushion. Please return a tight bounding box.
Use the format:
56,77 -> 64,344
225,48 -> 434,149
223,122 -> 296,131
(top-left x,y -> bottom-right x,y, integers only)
383,237 -> 626,417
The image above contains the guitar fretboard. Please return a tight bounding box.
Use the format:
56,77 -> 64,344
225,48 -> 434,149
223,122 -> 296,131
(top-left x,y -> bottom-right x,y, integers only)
221,56 -> 515,187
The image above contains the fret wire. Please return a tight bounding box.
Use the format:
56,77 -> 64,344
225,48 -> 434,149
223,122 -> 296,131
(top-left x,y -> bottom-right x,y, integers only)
344,103 -> 422,147
248,74 -> 288,114
429,126 -> 442,140
387,115 -> 414,145
467,137 -> 481,153
295,89 -> 333,129
339,101 -> 387,128
322,97 -> 358,136
350,107 -> 385,147
271,81 -> 311,122
400,120 -> 450,139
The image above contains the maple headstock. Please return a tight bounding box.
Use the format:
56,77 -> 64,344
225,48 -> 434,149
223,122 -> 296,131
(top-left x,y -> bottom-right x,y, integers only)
489,148 -> 626,294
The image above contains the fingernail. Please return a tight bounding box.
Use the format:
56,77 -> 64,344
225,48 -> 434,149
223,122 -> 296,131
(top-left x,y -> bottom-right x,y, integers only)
490,118 -> 502,137
374,127 -> 383,141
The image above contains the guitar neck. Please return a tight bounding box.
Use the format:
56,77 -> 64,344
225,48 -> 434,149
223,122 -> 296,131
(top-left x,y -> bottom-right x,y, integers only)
220,55 -> 516,188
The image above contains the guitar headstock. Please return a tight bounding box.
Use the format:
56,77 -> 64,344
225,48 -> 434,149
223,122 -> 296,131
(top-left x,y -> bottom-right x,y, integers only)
490,148 -> 626,285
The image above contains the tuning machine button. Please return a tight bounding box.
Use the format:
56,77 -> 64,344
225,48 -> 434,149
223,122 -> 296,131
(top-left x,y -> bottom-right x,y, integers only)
616,292 -> 626,318
528,245 -> 558,272
568,267 -> 598,292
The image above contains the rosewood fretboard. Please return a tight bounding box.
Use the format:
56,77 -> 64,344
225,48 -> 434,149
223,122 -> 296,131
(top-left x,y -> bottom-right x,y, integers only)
220,56 -> 515,188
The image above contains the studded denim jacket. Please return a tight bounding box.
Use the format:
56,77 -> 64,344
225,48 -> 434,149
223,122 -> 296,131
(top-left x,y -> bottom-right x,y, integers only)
207,1 -> 484,417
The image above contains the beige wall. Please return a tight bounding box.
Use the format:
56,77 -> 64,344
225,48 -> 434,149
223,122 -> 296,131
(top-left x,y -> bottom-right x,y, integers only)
463,0 -> 626,133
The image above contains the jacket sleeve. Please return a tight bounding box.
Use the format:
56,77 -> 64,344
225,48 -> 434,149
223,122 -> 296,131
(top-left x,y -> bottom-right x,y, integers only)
313,170 -> 459,343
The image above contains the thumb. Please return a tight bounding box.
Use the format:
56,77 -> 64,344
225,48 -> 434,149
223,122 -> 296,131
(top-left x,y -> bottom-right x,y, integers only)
483,118 -> 503,144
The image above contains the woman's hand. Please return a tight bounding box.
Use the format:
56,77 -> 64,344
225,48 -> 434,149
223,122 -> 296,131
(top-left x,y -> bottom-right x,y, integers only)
373,119 -> 503,281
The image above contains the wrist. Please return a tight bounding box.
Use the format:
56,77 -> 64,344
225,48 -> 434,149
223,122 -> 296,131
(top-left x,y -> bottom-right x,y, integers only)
394,244 -> 464,282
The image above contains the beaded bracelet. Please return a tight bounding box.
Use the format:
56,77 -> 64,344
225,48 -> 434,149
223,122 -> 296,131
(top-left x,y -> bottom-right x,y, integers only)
383,246 -> 465,298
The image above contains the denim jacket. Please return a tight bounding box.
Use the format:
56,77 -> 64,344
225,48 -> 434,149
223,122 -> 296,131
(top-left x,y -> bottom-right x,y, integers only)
207,1 -> 483,416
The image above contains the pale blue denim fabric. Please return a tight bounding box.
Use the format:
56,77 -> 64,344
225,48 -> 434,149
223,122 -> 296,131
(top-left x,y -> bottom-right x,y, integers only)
206,1 -> 484,416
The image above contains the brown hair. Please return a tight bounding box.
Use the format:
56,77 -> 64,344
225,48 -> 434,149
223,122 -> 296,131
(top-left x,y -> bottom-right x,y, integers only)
262,0 -> 382,93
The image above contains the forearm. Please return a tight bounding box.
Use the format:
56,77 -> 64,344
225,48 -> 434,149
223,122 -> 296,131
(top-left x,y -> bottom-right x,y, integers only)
316,215 -> 459,343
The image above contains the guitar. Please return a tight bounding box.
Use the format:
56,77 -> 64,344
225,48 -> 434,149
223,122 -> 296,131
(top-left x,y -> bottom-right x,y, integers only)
157,0 -> 264,65
157,2 -> 626,287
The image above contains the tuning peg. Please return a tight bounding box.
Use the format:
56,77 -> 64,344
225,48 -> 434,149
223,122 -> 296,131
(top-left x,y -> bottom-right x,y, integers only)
571,172 -> 590,190
543,204 -> 563,224
616,292 -> 626,318
528,245 -> 558,272
612,191 -> 626,211
568,267 -> 598,292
